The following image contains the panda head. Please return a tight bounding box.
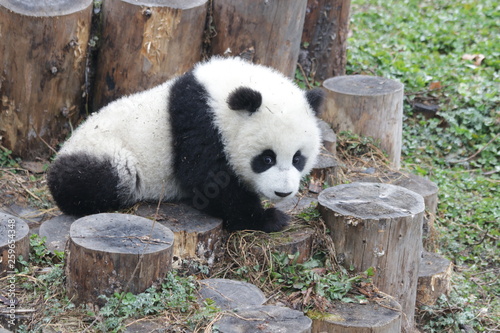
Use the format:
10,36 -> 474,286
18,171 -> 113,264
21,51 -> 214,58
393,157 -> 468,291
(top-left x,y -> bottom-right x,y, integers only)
222,84 -> 324,202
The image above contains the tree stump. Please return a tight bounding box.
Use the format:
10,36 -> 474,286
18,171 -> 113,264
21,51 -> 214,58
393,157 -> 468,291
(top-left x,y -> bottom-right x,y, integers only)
215,305 -> 312,333
134,202 -> 225,265
309,147 -> 341,193
318,182 -> 424,330
39,214 -> 77,253
211,0 -> 307,77
349,171 -> 439,251
0,213 -> 30,276
310,292 -> 402,333
0,0 -> 93,159
92,0 -> 208,109
318,119 -> 337,155
198,278 -> 266,310
65,213 -> 174,305
416,251 -> 452,306
322,75 -> 404,169
300,0 -> 352,81
392,174 -> 439,251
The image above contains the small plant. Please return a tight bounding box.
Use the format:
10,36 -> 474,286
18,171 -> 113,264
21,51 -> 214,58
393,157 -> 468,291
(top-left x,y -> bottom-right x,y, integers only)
96,271 -> 219,331
297,206 -> 321,222
269,252 -> 371,310
0,146 -> 19,168
29,234 -> 64,266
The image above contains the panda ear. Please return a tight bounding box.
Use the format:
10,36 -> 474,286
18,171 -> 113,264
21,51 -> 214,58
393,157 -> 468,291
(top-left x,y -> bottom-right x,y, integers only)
227,87 -> 262,113
305,88 -> 325,115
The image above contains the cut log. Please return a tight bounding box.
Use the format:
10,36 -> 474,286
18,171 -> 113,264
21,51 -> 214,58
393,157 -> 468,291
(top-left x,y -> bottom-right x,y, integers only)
65,213 -> 174,305
198,278 -> 266,310
215,305 -> 312,333
0,0 -> 93,159
309,147 -> 341,193
275,196 -> 317,216
300,0 -> 351,81
39,214 -> 77,253
416,251 -> 452,306
92,0 -> 208,109
349,171 -> 439,251
0,213 -> 30,276
310,292 -> 402,333
318,119 -> 337,155
318,182 -> 424,330
211,0 -> 307,77
322,75 -> 404,169
243,224 -> 316,265
392,174 -> 438,251
134,202 -> 225,265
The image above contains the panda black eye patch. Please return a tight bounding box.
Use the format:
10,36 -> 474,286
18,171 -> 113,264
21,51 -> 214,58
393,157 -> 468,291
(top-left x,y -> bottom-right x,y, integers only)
252,149 -> 276,173
293,150 -> 306,171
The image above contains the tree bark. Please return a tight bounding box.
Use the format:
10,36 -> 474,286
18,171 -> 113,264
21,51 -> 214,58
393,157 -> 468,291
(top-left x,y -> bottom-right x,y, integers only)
322,75 -> 404,169
134,202 -> 225,266
65,213 -> 174,305
318,182 -> 424,330
348,171 -> 439,251
416,251 -> 452,306
300,0 -> 351,81
0,0 -> 93,159
92,0 -> 208,109
211,0 -> 307,77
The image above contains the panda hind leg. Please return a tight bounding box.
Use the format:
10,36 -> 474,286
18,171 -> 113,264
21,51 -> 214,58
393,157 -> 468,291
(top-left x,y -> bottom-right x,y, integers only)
47,152 -> 136,216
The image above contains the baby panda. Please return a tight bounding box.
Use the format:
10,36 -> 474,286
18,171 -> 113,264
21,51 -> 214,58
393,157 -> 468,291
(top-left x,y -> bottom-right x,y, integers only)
47,57 -> 324,232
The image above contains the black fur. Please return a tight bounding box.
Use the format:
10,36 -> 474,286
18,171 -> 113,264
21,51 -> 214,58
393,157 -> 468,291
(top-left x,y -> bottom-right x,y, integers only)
227,87 -> 262,113
251,149 -> 276,174
305,88 -> 325,115
292,150 -> 306,172
47,153 -> 124,216
169,73 -> 288,232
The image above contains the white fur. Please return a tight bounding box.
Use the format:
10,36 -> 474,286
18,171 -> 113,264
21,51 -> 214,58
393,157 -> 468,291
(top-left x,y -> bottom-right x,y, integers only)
58,81 -> 185,203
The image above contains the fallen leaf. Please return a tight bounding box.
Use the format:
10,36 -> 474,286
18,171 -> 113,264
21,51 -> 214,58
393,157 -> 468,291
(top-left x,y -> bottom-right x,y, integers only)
462,54 -> 485,66
429,81 -> 442,90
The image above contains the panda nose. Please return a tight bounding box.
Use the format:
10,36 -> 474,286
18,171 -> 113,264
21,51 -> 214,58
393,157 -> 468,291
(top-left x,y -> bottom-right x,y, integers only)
275,191 -> 292,198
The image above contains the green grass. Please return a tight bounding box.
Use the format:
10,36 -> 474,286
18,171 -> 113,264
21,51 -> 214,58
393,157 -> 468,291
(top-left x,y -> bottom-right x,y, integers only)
347,0 -> 499,330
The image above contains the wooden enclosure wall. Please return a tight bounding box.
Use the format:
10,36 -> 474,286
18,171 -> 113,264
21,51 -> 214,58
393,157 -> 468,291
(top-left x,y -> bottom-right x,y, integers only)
0,0 -> 351,159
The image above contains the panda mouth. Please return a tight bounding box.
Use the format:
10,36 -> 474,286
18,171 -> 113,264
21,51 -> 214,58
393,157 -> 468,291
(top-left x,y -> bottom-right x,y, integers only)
275,191 -> 293,198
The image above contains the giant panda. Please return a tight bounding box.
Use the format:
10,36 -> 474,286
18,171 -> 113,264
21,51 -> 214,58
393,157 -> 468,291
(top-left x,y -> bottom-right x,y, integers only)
47,57 -> 324,232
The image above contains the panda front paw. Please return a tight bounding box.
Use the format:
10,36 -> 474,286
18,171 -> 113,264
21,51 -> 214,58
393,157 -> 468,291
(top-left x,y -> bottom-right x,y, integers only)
262,208 -> 290,233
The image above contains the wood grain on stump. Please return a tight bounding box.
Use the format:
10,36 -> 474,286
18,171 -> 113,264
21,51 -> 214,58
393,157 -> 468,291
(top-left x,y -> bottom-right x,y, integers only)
349,171 -> 439,251
310,292 -> 401,333
135,202 -> 224,265
39,214 -> 77,252
417,251 -> 452,306
198,278 -> 266,310
211,0 -> 307,77
1,213 -> 30,276
318,182 -> 424,329
0,0 -> 93,159
92,0 -> 208,109
216,305 -> 312,333
65,213 -> 174,305
322,75 -> 404,169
